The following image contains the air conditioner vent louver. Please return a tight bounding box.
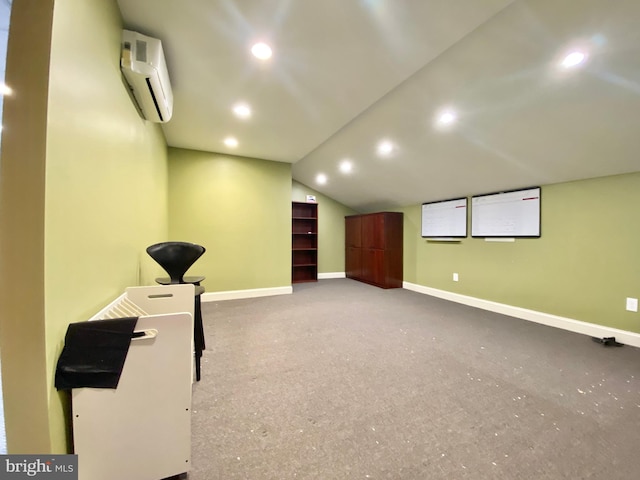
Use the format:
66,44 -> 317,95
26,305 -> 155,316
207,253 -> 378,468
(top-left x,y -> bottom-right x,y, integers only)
120,30 -> 173,123
135,40 -> 147,63
145,77 -> 164,122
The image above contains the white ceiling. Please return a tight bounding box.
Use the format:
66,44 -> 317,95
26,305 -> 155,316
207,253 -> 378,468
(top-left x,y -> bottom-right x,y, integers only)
117,0 -> 640,212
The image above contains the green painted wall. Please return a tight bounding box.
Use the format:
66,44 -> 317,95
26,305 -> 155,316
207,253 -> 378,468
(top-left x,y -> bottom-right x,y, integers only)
168,148 -> 291,291
0,0 -> 169,453
44,0 -> 169,452
401,172 -> 640,333
400,205 -> 419,284
292,181 -> 358,274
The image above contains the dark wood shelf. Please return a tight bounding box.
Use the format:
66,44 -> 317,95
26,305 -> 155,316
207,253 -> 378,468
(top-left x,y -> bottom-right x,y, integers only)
292,202 -> 318,284
292,278 -> 318,284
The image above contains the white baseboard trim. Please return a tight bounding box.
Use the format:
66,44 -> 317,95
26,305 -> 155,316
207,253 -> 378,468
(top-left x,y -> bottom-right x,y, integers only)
319,272 -> 346,279
403,281 -> 640,349
202,286 -> 293,302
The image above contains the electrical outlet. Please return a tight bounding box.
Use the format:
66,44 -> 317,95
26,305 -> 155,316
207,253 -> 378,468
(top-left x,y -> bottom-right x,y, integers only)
626,297 -> 638,312
453,273 -> 459,282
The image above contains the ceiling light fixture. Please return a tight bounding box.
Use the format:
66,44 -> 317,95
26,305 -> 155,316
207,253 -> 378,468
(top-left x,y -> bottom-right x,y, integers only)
232,103 -> 252,119
377,140 -> 394,156
437,109 -> 457,126
224,136 -> 238,148
1,83 -> 12,96
251,42 -> 272,60
561,50 -> 587,68
339,160 -> 353,174
316,173 -> 328,185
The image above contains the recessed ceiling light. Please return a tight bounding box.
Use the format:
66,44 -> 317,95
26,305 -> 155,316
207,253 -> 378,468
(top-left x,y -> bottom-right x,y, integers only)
377,140 -> 394,156
561,50 -> 587,68
232,103 -> 252,119
251,42 -> 272,60
339,160 -> 353,174
316,173 -> 327,185
436,109 -> 457,127
1,83 -> 12,96
224,136 -> 238,148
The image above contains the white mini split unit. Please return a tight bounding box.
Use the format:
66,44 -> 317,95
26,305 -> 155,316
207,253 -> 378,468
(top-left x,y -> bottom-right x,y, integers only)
120,30 -> 173,123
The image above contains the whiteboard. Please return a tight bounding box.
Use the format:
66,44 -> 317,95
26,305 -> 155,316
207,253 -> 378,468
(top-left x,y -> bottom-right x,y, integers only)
421,197 -> 467,238
471,187 -> 540,237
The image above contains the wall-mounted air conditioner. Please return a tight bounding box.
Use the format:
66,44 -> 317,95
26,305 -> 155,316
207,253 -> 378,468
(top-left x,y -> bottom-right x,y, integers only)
120,30 -> 173,123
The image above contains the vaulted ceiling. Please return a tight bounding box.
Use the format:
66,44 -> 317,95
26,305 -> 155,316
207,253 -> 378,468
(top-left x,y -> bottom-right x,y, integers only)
117,0 -> 640,212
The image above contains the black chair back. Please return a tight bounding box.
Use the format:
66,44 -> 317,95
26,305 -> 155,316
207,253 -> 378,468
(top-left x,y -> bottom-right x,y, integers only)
146,241 -> 205,284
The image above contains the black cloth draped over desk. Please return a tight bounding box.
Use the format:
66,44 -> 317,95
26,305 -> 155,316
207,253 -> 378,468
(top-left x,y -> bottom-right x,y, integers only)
55,317 -> 139,390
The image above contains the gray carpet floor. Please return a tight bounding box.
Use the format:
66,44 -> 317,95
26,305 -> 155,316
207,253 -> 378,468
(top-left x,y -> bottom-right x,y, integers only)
189,279 -> 640,479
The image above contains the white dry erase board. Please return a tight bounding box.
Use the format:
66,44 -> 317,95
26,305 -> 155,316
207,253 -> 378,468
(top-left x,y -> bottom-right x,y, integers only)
421,197 -> 467,238
471,187 -> 541,237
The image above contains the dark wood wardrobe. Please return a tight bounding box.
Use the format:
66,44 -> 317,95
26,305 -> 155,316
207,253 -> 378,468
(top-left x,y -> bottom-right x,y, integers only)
345,212 -> 403,289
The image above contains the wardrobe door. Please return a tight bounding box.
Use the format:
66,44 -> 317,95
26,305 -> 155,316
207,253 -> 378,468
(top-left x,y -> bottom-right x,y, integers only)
345,215 -> 362,280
